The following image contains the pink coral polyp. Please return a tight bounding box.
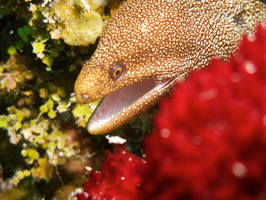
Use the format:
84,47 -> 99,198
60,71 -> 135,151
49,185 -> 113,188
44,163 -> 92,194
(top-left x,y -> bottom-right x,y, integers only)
77,24 -> 266,200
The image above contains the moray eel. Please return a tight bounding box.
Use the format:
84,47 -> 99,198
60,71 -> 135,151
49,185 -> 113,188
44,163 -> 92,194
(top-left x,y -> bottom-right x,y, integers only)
75,0 -> 266,135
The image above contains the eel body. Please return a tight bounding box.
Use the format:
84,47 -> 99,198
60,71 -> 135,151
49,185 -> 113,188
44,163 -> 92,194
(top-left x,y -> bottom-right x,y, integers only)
75,0 -> 266,135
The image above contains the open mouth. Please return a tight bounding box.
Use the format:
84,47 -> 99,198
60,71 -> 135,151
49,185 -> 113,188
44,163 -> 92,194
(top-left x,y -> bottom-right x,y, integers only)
87,77 -> 176,135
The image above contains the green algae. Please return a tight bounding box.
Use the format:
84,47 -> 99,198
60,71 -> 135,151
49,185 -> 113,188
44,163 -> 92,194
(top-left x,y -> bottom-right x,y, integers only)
0,0 -> 152,199
0,0 -> 109,198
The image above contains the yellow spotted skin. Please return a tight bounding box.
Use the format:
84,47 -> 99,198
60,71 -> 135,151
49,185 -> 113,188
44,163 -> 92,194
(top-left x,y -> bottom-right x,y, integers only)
75,0 -> 266,134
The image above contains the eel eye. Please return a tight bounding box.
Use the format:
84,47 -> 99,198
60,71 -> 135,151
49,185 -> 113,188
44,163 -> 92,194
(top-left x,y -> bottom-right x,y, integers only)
110,63 -> 125,81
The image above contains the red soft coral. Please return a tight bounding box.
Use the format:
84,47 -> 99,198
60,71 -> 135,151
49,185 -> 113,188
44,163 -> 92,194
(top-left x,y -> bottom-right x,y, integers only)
140,23 -> 266,200
76,144 -> 145,200
77,23 -> 266,200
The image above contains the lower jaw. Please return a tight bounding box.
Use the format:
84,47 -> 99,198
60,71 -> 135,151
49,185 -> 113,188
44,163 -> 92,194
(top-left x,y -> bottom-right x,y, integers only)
87,78 -> 177,135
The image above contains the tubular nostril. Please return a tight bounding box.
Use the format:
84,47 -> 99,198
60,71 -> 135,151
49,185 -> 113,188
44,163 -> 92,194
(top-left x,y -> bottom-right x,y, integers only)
82,94 -> 89,102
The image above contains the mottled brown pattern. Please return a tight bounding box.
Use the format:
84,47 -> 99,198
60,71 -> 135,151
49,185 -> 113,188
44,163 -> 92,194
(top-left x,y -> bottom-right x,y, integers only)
75,0 -> 266,134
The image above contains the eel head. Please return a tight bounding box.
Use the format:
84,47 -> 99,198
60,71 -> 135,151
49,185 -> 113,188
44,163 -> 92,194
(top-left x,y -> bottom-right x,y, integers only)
74,1 -> 190,134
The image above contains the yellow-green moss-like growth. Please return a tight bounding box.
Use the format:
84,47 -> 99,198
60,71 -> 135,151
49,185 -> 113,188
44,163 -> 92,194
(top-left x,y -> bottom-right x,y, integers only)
52,0 -> 105,46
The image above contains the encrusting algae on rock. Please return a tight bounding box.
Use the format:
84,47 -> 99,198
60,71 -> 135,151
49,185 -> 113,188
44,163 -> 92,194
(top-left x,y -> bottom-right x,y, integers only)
52,0 -> 107,46
0,0 -> 112,198
74,0 -> 266,135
